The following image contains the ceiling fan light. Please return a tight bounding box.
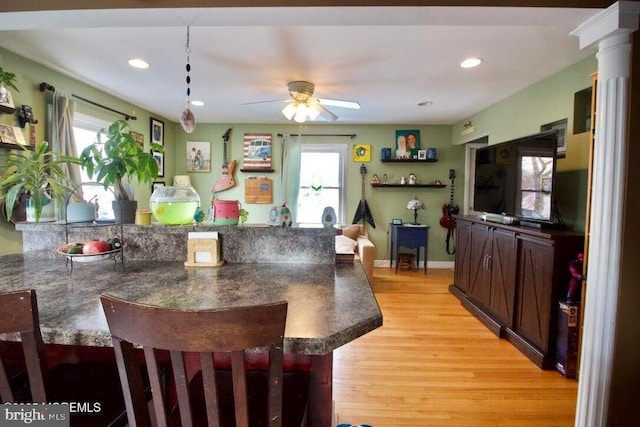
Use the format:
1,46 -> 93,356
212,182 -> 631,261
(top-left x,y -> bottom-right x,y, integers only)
294,104 -> 308,123
282,103 -> 297,120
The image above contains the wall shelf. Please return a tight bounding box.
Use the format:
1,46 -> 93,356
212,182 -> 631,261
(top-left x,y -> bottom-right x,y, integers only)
380,159 -> 438,163
240,168 -> 275,173
371,183 -> 446,188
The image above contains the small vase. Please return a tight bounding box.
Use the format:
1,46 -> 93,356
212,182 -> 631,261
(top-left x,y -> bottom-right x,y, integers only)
26,196 -> 57,222
0,83 -> 10,104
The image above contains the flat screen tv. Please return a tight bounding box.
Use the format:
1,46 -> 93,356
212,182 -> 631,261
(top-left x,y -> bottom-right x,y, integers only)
473,130 -> 559,225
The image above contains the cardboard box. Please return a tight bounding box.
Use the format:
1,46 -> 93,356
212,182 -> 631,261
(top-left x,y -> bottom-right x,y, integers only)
556,301 -> 580,378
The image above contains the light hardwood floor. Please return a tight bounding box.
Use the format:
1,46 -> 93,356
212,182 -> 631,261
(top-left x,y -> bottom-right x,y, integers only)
333,267 -> 578,426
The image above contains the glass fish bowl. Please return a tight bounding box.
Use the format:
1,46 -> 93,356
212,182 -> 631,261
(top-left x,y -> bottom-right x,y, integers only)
150,186 -> 200,225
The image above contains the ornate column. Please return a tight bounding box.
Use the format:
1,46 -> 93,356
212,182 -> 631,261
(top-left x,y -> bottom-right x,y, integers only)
570,2 -> 640,426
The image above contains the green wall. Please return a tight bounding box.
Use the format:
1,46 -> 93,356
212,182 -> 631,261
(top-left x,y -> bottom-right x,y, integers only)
452,55 -> 596,231
1,47 -> 593,258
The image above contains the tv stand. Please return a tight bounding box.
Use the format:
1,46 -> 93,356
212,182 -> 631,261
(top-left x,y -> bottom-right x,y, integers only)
520,220 -> 566,230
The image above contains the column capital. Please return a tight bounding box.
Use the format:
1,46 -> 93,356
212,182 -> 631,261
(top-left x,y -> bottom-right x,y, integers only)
571,1 -> 640,50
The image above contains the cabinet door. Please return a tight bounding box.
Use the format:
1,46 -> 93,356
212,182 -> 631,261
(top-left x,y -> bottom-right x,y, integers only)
515,237 -> 555,352
488,229 -> 517,326
453,220 -> 472,293
467,223 -> 491,309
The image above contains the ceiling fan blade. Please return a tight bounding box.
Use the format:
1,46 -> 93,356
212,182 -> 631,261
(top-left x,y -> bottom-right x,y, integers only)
241,99 -> 291,106
318,105 -> 339,122
318,98 -> 361,109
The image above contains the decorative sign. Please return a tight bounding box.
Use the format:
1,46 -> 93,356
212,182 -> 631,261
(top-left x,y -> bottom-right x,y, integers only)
243,133 -> 272,170
245,177 -> 272,204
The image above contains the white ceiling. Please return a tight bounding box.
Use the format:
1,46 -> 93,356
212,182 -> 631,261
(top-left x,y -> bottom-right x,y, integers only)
0,6 -> 601,125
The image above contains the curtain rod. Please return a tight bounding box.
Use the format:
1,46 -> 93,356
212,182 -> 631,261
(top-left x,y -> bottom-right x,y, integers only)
277,133 -> 356,139
39,82 -> 137,121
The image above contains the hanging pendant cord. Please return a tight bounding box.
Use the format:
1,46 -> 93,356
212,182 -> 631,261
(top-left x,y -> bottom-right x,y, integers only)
185,26 -> 191,107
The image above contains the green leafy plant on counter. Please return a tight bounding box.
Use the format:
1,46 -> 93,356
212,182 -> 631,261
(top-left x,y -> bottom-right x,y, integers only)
79,119 -> 164,201
0,141 -> 81,222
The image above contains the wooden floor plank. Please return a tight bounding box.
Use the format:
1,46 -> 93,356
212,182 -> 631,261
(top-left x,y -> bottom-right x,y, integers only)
333,267 -> 577,426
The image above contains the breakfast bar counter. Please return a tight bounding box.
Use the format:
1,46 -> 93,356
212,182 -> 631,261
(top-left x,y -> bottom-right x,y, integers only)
0,254 -> 382,425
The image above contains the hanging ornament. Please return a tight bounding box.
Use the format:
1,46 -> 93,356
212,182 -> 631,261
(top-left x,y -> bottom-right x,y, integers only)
180,26 -> 196,133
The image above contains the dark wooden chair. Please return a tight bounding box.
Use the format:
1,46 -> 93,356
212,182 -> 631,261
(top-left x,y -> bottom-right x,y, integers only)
100,294 -> 310,427
0,289 -> 128,426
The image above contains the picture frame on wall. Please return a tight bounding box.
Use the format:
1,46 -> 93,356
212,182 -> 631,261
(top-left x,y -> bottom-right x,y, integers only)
395,129 -> 421,159
150,118 -> 165,176
417,149 -> 427,160
0,124 -> 26,145
152,181 -> 165,193
186,141 -> 212,173
353,144 -> 371,162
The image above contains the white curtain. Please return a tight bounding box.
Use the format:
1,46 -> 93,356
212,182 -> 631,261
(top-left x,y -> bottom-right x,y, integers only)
46,90 -> 83,200
280,134 -> 301,224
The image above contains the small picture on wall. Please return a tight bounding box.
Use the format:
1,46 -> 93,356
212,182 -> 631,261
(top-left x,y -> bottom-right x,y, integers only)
153,152 -> 164,177
0,124 -> 26,145
187,141 -> 212,172
541,118 -> 568,158
395,130 -> 421,159
353,144 -> 371,162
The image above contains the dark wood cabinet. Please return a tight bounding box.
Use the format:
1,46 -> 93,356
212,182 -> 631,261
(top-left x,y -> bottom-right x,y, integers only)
450,216 -> 583,369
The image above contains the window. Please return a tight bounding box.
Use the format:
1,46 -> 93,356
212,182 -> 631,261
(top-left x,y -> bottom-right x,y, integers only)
297,144 -> 347,226
72,113 -> 115,220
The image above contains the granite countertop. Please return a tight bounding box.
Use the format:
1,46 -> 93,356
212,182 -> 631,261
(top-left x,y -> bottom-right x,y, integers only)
0,255 -> 382,355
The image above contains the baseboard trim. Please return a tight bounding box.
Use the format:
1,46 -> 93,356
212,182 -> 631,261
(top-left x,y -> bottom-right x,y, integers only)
373,260 -> 454,270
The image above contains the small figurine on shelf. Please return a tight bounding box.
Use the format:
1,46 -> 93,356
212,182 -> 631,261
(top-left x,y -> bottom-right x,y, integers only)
400,175 -> 406,185
408,173 -> 417,185
370,174 -> 380,184
566,252 -> 585,304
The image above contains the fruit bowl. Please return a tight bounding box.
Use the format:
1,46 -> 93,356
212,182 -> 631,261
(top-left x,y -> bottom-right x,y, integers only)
56,245 -> 122,263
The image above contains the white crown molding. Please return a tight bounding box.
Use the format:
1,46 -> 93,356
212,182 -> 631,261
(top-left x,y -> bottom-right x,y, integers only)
571,1 -> 640,49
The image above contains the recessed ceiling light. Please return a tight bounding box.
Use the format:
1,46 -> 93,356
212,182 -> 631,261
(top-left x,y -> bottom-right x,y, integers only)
460,57 -> 483,69
418,101 -> 433,107
128,58 -> 149,69
191,100 -> 204,107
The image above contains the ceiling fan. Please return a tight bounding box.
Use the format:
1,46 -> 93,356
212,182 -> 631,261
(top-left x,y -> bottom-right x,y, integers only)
245,81 -> 361,123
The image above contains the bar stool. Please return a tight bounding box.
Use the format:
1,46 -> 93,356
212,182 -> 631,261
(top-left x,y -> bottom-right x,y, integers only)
396,252 -> 416,273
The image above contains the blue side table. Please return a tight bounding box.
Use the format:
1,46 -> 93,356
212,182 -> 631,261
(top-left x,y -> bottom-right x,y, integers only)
390,224 -> 429,274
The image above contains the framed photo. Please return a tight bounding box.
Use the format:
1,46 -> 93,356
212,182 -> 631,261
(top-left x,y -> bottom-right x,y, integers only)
541,118 -> 568,158
150,118 -> 164,147
130,131 -> 144,148
395,129 -> 421,159
152,181 -> 165,193
417,149 -> 427,160
0,90 -> 15,112
353,144 -> 371,162
186,141 -> 211,173
150,118 -> 165,176
0,124 -> 26,145
153,152 -> 164,177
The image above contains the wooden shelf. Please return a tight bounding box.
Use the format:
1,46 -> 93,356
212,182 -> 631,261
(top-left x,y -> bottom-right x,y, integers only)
380,159 -> 438,163
0,142 -> 32,151
371,183 -> 446,188
240,168 -> 275,173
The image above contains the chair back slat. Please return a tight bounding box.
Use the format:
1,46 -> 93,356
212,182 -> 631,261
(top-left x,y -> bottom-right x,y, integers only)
100,294 -> 291,426
0,290 -> 47,404
112,337 -> 152,427
199,352 -> 220,427
231,350 -> 249,426
170,349 -> 193,427
144,346 -> 168,426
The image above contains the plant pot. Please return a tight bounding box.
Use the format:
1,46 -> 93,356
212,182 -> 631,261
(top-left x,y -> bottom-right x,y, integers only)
26,197 -> 57,222
212,200 -> 241,225
113,200 -> 137,224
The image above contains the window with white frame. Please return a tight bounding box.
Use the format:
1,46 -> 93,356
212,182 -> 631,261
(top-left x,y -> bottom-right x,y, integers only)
72,113 -> 115,220
297,144 -> 347,227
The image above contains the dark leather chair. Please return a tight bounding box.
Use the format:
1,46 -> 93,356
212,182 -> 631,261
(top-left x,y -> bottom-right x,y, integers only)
100,294 -> 310,427
0,289 -> 128,426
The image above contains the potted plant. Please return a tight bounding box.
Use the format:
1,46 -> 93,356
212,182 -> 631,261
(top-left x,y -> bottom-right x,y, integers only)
0,141 -> 81,222
79,119 -> 164,223
0,67 -> 19,105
